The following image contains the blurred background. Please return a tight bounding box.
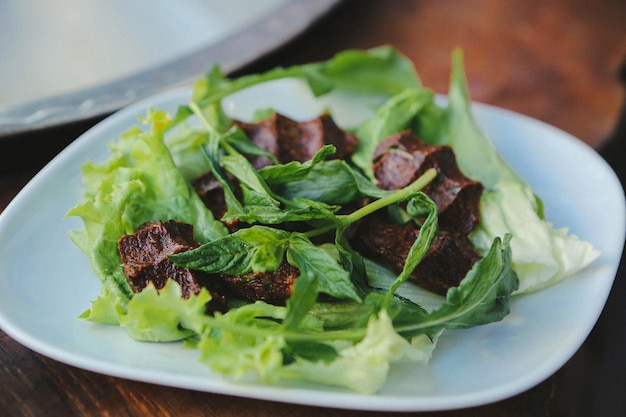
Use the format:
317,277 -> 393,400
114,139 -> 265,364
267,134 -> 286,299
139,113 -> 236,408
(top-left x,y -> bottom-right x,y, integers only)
1,1 -> 625,416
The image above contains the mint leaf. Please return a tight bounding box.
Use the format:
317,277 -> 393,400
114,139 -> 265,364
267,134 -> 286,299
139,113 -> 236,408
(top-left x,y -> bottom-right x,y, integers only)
238,227 -> 290,272
287,234 -> 361,307
259,145 -> 337,187
169,233 -> 256,275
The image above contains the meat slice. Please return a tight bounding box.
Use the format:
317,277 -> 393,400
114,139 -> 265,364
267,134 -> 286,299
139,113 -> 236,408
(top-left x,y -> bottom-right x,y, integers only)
192,172 -> 245,232
192,173 -> 228,221
119,221 -> 297,307
372,131 -> 483,235
118,220 -> 227,312
233,112 -> 358,166
194,112 -> 358,229
217,261 -> 299,305
352,215 -> 481,295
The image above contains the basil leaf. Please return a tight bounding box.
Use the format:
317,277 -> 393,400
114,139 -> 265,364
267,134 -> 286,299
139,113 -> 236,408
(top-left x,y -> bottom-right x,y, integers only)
169,233 -> 256,275
275,160 -> 360,205
259,145 -> 337,187
170,225 -> 291,275
387,193 -> 439,296
237,226 -> 291,272
225,187 -> 340,226
282,252 -> 319,330
221,154 -> 278,200
202,126 -> 245,216
224,125 -> 279,165
220,150 -> 343,226
282,340 -> 339,364
287,234 -> 361,303
276,159 -> 394,205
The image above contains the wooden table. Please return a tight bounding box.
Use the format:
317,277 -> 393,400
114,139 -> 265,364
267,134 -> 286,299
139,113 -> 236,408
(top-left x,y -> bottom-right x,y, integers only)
1,0 -> 625,415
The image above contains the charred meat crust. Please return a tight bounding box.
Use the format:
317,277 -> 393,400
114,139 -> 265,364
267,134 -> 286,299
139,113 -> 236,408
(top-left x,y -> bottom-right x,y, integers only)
192,172 -> 242,232
118,220 -> 297,308
372,130 -> 483,235
118,220 -> 227,313
194,112 -> 360,232
364,130 -> 484,294
233,112 -> 359,168
351,215 -> 482,295
216,261 -> 299,305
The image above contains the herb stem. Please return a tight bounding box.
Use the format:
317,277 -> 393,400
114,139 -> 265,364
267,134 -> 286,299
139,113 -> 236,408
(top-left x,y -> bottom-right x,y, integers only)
197,314 -> 368,342
189,101 -> 219,136
343,168 -> 437,225
303,168 -> 437,239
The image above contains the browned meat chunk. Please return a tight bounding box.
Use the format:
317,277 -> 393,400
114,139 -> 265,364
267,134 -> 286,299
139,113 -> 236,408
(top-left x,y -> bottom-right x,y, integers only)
193,172 -> 227,220
119,221 -> 297,307
194,112 -> 358,230
118,221 -> 227,312
192,172 -> 244,232
234,112 -> 358,167
217,260 -> 299,305
352,215 -> 481,295
372,131 -> 483,235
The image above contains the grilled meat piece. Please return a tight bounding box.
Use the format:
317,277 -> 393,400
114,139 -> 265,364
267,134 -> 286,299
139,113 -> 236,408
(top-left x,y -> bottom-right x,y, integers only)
193,173 -> 228,220
118,220 -> 227,313
372,130 -> 483,235
217,260 -> 299,305
194,112 -> 358,230
352,215 -> 481,295
192,172 -> 245,232
119,221 -> 298,307
234,112 -> 358,167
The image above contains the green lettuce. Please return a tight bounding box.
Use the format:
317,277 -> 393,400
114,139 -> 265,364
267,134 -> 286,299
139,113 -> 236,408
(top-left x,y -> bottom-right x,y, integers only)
439,51 -> 600,293
351,50 -> 599,293
280,310 -> 436,394
67,109 -> 228,300
68,45 -> 596,394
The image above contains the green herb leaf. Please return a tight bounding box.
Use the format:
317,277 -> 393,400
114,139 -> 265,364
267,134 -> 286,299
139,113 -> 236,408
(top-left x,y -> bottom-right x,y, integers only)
171,226 -> 291,274
395,234 -> 519,337
237,227 -> 291,272
169,232 -> 256,275
282,340 -> 339,364
193,46 -> 420,108
259,145 -> 337,187
352,88 -> 435,179
287,234 -> 361,302
224,125 -> 280,165
386,193 -> 439,297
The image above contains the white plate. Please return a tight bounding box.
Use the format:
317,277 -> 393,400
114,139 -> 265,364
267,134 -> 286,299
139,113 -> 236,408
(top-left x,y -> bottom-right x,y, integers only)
0,80 -> 624,412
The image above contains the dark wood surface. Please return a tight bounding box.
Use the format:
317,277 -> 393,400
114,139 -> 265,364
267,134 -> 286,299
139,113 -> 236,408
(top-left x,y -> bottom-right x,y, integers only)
1,1 -> 625,416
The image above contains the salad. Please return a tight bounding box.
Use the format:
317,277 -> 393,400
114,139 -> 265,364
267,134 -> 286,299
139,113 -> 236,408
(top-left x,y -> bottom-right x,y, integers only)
67,46 -> 599,394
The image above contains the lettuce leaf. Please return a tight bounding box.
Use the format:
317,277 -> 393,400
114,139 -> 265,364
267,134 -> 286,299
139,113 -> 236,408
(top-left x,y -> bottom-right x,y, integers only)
67,109 -> 228,299
280,310 -> 436,394
439,50 -> 600,292
349,49 -> 599,293
69,46 -> 599,395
